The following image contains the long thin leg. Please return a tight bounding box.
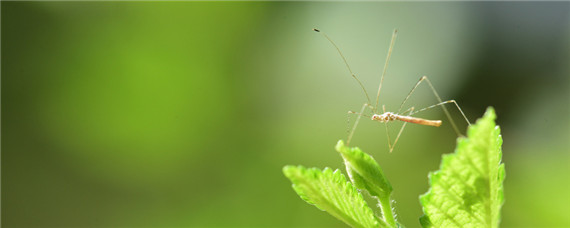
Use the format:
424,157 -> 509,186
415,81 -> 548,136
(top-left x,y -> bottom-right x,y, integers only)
382,105 -> 395,152
387,107 -> 415,153
383,105 -> 415,153
347,103 -> 370,146
396,76 -> 470,136
408,100 -> 471,126
375,29 -> 398,113
384,122 -> 394,152
347,107 -> 372,137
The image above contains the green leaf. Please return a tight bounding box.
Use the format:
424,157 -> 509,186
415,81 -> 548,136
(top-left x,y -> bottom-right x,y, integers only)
335,140 -> 398,227
336,140 -> 393,198
283,165 -> 381,228
419,107 -> 505,228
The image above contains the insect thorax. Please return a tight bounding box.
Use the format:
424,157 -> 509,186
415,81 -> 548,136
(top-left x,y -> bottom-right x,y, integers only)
372,112 -> 397,122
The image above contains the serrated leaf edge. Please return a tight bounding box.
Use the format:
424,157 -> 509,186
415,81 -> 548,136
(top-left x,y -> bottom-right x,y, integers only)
283,165 -> 381,228
419,107 -> 505,228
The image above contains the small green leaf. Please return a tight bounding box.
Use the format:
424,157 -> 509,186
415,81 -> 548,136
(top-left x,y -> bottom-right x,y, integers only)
283,165 -> 381,228
336,140 -> 397,227
336,140 -> 392,198
419,107 -> 505,228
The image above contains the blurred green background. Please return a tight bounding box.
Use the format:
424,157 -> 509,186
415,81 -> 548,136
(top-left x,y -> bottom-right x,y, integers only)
2,2 -> 569,227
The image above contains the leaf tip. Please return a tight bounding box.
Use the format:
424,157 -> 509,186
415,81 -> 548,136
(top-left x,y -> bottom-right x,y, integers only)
419,106 -> 505,228
282,165 -> 295,176
484,106 -> 496,118
335,140 -> 346,153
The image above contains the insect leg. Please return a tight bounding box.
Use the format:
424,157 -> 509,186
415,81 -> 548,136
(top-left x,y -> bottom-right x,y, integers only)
375,29 -> 398,111
382,106 -> 417,153
389,107 -> 419,153
346,103 -> 370,146
397,76 -> 470,136
409,100 -> 471,126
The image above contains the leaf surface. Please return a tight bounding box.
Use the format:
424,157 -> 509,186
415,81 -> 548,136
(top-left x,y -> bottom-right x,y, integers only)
283,165 -> 381,228
336,140 -> 393,199
420,107 -> 505,228
336,140 -> 398,227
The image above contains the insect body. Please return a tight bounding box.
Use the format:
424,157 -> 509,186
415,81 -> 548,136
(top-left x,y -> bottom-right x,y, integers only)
314,28 -> 471,152
372,112 -> 442,127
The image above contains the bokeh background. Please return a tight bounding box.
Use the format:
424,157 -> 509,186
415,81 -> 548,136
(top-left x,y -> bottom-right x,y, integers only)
2,2 -> 569,227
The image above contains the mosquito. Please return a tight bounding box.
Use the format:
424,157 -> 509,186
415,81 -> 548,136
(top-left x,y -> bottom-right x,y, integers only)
313,28 -> 471,153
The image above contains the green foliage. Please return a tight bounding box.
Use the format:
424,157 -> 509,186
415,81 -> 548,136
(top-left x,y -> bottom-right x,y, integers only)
282,142 -> 398,228
420,107 -> 505,228
336,140 -> 392,199
283,107 -> 504,228
336,140 -> 397,227
282,166 -> 381,228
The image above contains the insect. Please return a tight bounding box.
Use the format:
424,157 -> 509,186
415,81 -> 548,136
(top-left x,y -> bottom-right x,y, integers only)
313,28 -> 471,153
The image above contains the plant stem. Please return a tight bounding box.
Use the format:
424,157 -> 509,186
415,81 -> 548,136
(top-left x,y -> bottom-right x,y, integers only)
378,195 -> 397,227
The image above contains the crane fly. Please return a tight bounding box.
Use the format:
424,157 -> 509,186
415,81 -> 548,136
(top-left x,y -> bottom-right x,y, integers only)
313,28 -> 471,153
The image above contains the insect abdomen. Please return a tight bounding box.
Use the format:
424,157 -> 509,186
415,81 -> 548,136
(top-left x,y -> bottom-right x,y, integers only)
396,115 -> 442,127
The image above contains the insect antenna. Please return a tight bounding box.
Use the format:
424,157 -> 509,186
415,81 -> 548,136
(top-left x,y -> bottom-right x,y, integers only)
313,28 -> 372,108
